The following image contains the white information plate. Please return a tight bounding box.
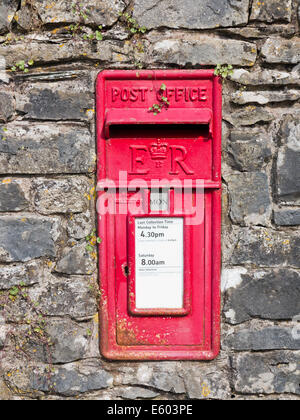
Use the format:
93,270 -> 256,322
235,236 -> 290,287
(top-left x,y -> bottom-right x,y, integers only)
135,218 -> 184,309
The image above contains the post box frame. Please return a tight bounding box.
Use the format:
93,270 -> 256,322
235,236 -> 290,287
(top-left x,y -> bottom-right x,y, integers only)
96,70 -> 222,360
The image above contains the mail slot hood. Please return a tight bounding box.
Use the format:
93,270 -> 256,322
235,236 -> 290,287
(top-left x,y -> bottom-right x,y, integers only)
105,108 -> 213,138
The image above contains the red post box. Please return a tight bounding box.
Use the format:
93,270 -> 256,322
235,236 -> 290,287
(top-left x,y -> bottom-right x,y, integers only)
96,70 -> 222,360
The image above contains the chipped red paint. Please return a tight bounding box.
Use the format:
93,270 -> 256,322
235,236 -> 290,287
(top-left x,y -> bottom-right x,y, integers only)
96,70 -> 222,360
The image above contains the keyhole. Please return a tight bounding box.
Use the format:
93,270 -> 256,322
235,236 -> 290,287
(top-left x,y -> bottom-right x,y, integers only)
122,264 -> 129,277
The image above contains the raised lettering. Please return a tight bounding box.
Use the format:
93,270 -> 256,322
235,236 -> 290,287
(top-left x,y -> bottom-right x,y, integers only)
112,88 -> 120,102
169,146 -> 194,175
129,145 -> 149,175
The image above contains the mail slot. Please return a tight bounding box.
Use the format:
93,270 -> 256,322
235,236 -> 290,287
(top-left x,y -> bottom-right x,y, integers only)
96,70 -> 222,360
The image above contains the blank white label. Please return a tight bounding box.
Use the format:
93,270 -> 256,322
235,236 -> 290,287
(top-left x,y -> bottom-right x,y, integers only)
135,218 -> 184,309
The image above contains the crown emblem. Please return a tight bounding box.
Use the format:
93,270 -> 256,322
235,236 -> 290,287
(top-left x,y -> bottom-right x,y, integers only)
149,139 -> 169,160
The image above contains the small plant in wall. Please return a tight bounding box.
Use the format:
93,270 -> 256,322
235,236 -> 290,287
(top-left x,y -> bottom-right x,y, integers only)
214,64 -> 233,79
149,84 -> 170,115
85,228 -> 102,258
118,12 -> 147,35
118,12 -> 147,69
11,59 -> 34,73
69,2 -> 103,41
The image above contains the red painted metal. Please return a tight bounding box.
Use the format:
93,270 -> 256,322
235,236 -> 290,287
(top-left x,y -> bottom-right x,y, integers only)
96,70 -> 222,360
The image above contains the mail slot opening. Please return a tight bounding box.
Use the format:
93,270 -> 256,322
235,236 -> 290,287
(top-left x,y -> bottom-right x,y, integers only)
108,124 -> 210,139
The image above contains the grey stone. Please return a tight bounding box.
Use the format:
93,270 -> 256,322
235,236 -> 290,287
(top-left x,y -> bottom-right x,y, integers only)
45,320 -> 90,364
35,0 -> 125,27
10,361 -> 113,397
274,210 -> 300,226
277,116 -> 300,204
147,32 -> 257,67
222,24 -> 297,40
227,172 -> 271,226
116,387 -> 159,399
116,363 -> 185,394
133,0 -> 250,30
231,89 -> 300,105
232,228 -> 299,268
226,327 -> 300,351
250,0 -> 292,23
0,314 -> 6,349
0,92 -> 14,122
227,131 -> 272,171
0,182 -> 29,212
230,69 -> 300,86
0,216 -> 58,262
0,261 -> 40,290
224,269 -> 300,324
183,364 -> 231,399
224,106 -> 273,127
0,334 -> 5,350
0,123 -> 95,174
55,243 -> 97,275
16,86 -> 94,121
32,178 -> 90,215
233,352 -> 300,395
0,0 -> 19,34
0,40 -> 129,67
36,276 -> 97,319
15,3 -> 40,31
67,211 -> 94,240
262,38 -> 300,64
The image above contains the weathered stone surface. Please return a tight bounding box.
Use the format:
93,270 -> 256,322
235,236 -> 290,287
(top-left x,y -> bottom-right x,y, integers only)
224,269 -> 300,324
224,106 -> 274,127
55,243 -> 96,275
0,216 -> 58,262
16,83 -> 94,121
32,178 -> 90,214
0,181 -> 29,212
36,276 -> 97,319
15,3 -> 41,31
0,123 -> 95,174
277,116 -> 300,204
250,0 -> 292,23
0,92 -> 14,122
0,0 -> 19,34
67,211 -> 94,240
0,40 -> 130,67
0,262 -> 40,290
230,68 -> 300,86
274,210 -> 300,226
231,89 -> 300,105
222,24 -> 297,39
35,0 -> 125,27
262,38 -> 300,64
183,364 -> 231,399
7,361 -> 113,397
227,131 -> 272,171
227,173 -> 271,226
233,352 -> 300,395
226,327 -> 300,351
133,0 -> 250,30
115,363 -> 186,394
45,320 -> 90,364
147,32 -> 257,67
232,228 -> 299,268
116,387 -> 159,400
0,314 -> 6,349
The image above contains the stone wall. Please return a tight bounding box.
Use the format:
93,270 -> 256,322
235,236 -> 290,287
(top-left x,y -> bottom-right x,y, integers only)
0,0 -> 299,400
